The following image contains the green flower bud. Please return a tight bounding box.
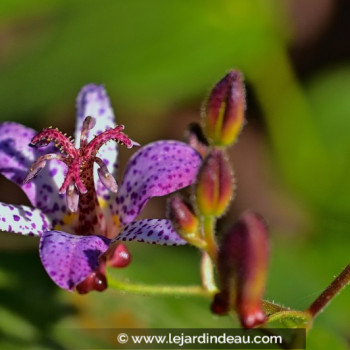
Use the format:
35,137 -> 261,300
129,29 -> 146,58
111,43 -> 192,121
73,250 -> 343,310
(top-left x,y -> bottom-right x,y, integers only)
168,196 -> 205,248
195,149 -> 234,218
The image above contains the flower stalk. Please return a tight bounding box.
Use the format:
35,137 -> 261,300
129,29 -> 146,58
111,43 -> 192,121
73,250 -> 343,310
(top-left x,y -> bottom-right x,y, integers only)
307,263 -> 350,319
202,215 -> 218,261
107,273 -> 291,318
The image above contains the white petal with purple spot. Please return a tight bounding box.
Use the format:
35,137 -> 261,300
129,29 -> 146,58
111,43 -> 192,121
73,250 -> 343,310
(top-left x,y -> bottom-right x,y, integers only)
39,230 -> 110,291
75,84 -> 118,202
0,122 -> 68,226
111,141 -> 201,227
113,219 -> 187,245
0,202 -> 51,236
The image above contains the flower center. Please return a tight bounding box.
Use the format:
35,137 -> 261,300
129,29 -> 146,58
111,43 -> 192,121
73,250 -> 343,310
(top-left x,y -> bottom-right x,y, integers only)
24,116 -> 139,236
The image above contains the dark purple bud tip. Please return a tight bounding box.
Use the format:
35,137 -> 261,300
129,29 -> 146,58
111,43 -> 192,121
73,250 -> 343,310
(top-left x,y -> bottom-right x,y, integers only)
211,292 -> 229,315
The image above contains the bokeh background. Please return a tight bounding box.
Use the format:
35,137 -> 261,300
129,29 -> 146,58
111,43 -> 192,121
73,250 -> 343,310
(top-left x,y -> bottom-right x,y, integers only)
0,0 -> 350,348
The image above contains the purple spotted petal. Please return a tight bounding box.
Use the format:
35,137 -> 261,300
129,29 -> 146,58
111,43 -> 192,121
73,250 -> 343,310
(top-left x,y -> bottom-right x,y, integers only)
0,122 -> 68,225
75,84 -> 118,201
0,202 -> 50,236
39,230 -> 110,291
112,219 -> 187,245
112,141 -> 201,227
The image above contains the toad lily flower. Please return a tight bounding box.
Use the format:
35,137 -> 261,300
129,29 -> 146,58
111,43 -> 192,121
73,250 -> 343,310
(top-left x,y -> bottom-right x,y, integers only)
0,84 -> 202,292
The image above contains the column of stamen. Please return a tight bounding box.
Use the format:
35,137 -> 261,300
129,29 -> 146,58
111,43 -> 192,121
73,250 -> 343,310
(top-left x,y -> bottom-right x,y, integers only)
76,157 -> 106,235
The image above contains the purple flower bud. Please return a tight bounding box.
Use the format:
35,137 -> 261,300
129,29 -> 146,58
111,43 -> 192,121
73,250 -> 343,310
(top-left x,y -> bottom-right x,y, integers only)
195,149 -> 234,217
203,70 -> 245,147
212,211 -> 269,328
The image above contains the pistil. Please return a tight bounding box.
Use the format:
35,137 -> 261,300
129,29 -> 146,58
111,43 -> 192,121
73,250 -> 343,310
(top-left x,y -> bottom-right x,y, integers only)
24,116 -> 138,237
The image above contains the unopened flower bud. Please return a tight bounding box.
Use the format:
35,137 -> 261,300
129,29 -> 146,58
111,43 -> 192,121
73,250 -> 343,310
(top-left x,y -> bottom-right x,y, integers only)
212,211 -> 269,328
195,149 -> 234,218
168,196 -> 205,248
185,123 -> 209,158
203,70 -> 245,147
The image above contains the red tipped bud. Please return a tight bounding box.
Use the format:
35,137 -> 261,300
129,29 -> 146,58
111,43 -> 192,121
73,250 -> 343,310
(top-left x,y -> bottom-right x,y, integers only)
168,196 -> 205,248
203,70 -> 245,147
185,123 -> 209,158
212,211 -> 269,328
195,149 -> 234,217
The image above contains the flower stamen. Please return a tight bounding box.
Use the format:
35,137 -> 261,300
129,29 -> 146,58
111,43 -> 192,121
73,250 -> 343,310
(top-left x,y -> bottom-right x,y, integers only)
95,156 -> 118,193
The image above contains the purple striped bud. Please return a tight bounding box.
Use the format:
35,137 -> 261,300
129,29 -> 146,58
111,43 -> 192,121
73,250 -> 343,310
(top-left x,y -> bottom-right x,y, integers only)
203,70 -> 245,147
195,149 -> 234,218
212,211 -> 269,328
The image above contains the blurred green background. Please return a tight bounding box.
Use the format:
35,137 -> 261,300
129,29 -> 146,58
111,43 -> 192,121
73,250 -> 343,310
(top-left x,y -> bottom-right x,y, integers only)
1,0 -> 350,348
